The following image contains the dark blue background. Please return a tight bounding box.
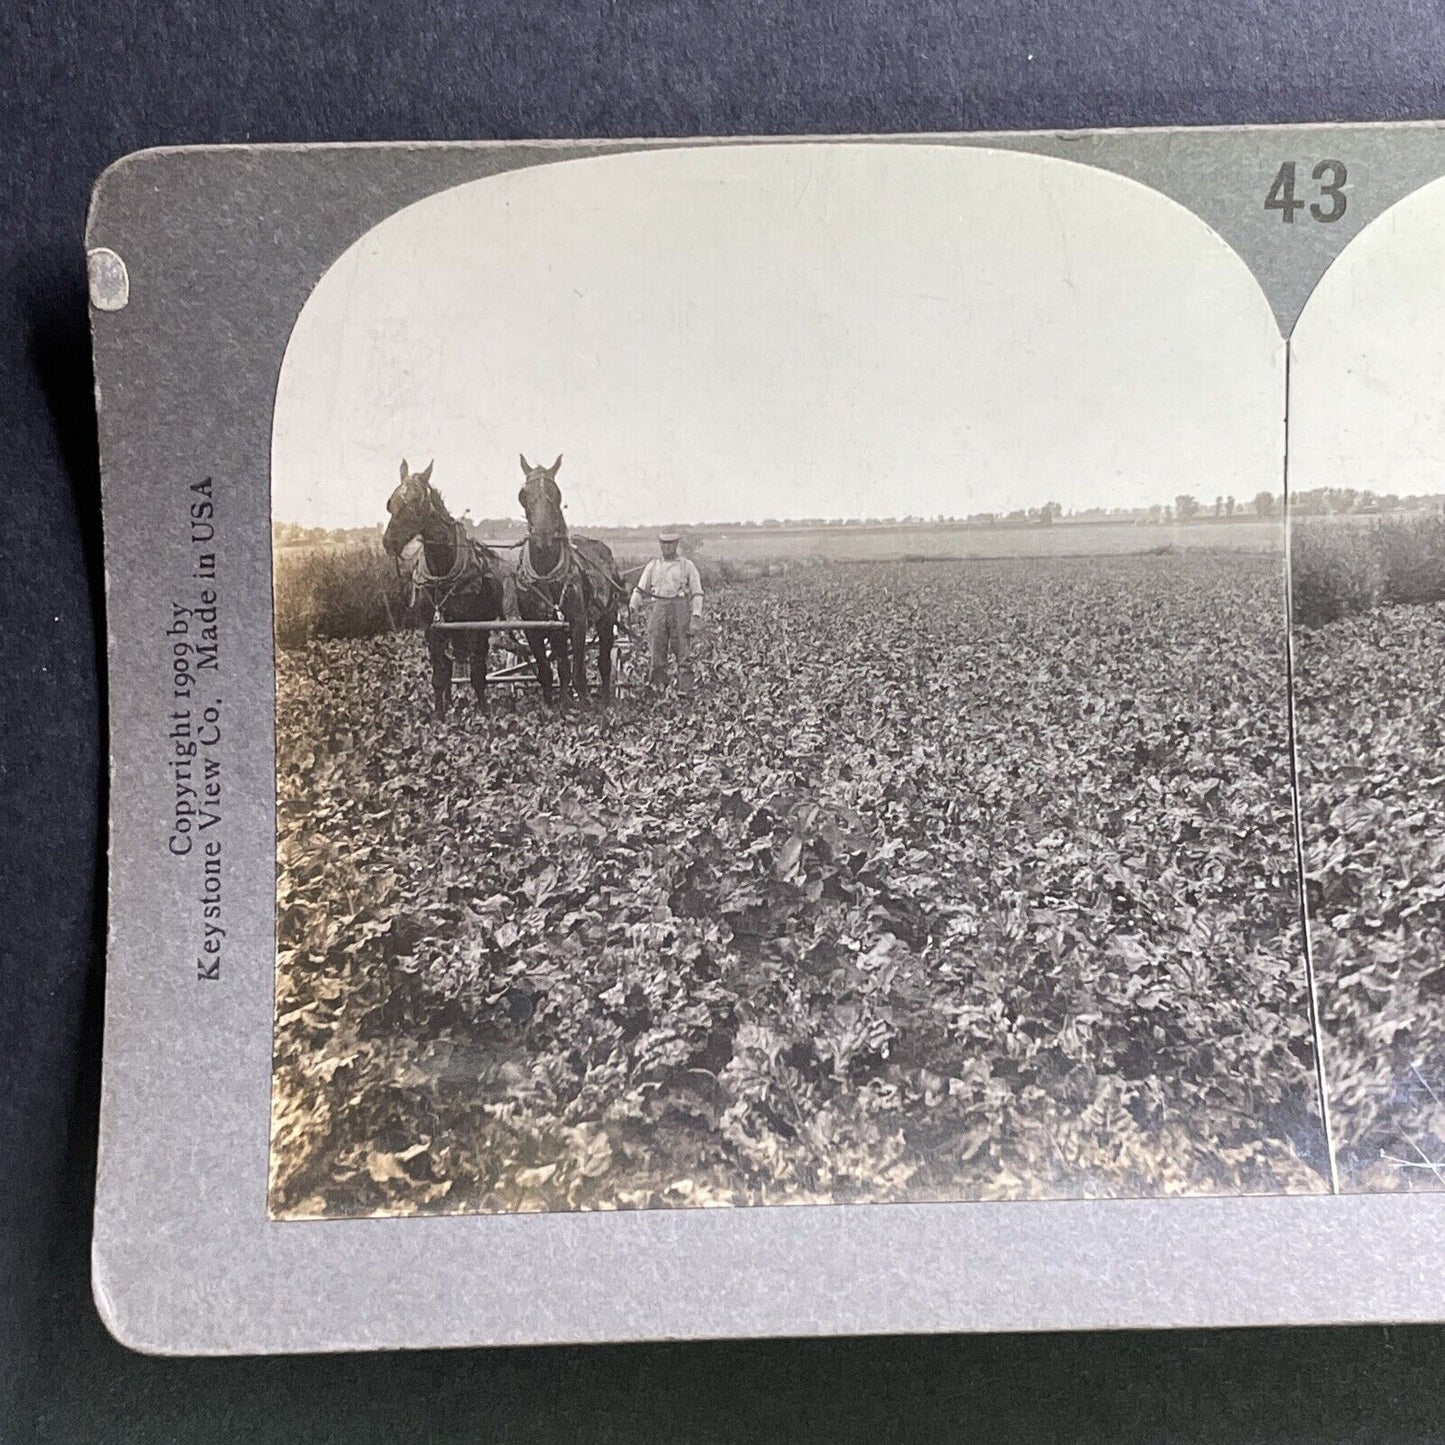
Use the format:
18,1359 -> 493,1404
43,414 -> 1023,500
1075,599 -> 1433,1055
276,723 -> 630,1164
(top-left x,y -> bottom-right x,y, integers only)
6,2 -> 1445,1438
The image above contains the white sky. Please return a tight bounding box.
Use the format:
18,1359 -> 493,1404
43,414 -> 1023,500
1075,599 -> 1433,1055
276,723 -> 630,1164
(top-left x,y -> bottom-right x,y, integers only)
1292,174 -> 1445,496
272,144 -> 1285,529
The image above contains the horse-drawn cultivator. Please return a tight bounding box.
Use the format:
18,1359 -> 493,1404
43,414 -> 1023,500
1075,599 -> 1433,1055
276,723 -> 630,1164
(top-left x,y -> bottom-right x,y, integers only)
430,609 -> 644,696
384,455 -> 664,715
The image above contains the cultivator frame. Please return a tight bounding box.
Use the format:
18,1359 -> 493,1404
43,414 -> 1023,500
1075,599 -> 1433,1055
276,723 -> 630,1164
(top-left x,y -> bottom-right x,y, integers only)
430,614 -> 644,695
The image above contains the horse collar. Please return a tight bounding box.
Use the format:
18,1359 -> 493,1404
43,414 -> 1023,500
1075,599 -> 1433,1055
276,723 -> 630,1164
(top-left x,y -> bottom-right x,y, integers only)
410,521 -> 488,612
522,536 -> 571,584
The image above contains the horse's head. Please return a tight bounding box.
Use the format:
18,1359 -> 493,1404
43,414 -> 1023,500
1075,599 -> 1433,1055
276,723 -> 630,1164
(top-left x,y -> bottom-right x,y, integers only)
518,454 -> 567,546
382,459 -> 440,556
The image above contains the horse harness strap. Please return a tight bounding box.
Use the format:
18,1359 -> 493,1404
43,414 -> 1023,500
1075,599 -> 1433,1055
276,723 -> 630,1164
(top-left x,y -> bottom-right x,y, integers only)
517,536 -> 586,618
409,521 -> 493,613
517,536 -> 574,588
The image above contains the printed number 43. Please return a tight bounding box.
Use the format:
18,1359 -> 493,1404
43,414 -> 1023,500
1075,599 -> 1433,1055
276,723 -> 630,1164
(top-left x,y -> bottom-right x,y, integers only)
1266,160 -> 1347,223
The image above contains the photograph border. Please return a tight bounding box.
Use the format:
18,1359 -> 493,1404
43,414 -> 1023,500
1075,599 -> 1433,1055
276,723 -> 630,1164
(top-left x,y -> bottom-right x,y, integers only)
91,122 -> 1445,1353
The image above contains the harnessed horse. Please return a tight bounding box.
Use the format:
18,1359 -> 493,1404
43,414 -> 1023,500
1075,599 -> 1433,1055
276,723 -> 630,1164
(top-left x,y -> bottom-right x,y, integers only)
382,460 -> 506,720
515,454 -> 622,705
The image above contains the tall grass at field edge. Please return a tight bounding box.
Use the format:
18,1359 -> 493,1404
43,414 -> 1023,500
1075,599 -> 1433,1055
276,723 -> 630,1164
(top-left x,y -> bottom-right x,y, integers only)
271,543 -> 796,647
1290,513 -> 1445,628
273,544 -> 414,649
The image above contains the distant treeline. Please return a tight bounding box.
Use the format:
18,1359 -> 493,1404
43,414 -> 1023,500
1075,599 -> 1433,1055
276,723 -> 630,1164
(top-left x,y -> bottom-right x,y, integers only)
273,518 -> 530,549
1288,487 -> 1445,517
274,488 -> 1445,552
273,522 -> 387,548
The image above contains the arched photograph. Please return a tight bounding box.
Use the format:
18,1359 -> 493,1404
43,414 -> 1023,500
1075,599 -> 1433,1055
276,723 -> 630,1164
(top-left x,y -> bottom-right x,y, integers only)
267,142 -> 1329,1219
1290,176 -> 1445,1193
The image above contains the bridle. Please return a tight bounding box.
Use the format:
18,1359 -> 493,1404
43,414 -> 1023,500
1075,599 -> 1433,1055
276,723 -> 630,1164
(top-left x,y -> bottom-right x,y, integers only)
513,469 -> 623,624
390,479 -> 494,612
388,476 -> 449,538
516,476 -> 577,604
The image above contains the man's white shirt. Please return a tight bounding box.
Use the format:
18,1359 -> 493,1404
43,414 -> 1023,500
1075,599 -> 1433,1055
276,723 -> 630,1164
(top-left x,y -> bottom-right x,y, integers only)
631,557 -> 704,618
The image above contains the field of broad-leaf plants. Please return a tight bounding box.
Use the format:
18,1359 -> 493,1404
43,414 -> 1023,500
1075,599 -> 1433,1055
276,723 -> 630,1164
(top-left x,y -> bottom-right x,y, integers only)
270,551 -> 1330,1218
1295,602 -> 1445,1191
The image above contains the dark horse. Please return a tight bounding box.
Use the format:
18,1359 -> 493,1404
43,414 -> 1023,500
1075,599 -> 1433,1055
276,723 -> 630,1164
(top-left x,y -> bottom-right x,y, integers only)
381,459 -> 506,720
515,454 -> 622,705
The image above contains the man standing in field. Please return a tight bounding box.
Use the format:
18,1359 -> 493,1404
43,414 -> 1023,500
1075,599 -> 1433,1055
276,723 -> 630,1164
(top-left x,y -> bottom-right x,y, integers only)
630,530 -> 704,695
